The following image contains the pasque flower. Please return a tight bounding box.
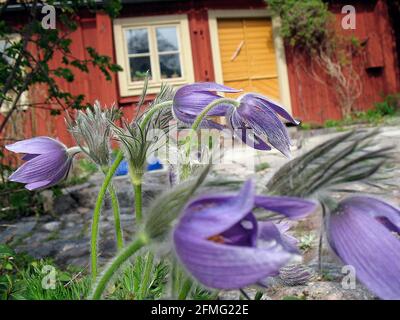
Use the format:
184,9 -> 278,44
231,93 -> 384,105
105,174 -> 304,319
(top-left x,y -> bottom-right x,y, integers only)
6,137 -> 79,190
173,83 -> 299,157
173,180 -> 316,289
327,196 -> 400,300
226,93 -> 299,157
172,82 -> 240,129
67,101 -> 120,167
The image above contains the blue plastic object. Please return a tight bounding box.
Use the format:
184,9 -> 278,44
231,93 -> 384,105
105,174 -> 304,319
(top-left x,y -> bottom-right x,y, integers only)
115,159 -> 128,176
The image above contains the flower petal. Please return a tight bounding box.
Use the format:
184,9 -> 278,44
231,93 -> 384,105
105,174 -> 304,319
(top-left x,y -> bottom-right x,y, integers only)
6,137 -> 66,155
9,150 -> 68,184
258,221 -> 299,254
226,110 -> 272,150
174,90 -> 231,116
340,196 -> 400,233
251,93 -> 300,125
328,208 -> 400,300
176,180 -> 255,238
177,82 -> 241,95
221,213 -> 258,247
230,95 -> 292,156
255,196 -> 317,219
174,229 -> 294,289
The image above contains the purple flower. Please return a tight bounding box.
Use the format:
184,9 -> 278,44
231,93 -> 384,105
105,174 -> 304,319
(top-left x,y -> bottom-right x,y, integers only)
227,93 -> 299,157
327,196 -> 400,300
6,137 -> 78,190
173,82 -> 240,129
173,180 -> 316,289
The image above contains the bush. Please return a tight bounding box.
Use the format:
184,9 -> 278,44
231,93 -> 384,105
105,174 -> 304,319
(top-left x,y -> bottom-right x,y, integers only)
374,93 -> 400,117
266,0 -> 332,51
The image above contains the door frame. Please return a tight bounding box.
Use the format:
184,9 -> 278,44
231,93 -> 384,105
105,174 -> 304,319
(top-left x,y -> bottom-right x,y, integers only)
208,9 -> 292,113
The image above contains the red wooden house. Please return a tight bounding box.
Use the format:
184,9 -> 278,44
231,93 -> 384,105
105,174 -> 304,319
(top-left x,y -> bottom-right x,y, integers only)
2,0 -> 399,147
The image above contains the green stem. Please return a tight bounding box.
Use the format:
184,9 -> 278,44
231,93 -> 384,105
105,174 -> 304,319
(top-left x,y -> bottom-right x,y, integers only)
134,182 -> 143,223
91,152 -> 124,281
108,183 -> 123,251
90,233 -> 149,300
140,101 -> 172,130
178,278 -> 193,300
181,98 -> 238,180
89,101 -> 172,282
139,251 -> 154,299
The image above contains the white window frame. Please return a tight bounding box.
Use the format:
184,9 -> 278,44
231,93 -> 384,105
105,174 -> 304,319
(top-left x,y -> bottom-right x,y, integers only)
114,14 -> 195,97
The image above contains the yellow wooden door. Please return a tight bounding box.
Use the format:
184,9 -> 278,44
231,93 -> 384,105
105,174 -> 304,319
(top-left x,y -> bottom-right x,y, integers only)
217,18 -> 280,100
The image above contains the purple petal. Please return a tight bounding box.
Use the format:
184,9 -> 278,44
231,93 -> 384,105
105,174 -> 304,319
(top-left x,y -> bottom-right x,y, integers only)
226,111 -> 272,150
177,82 -> 241,95
9,150 -> 69,184
259,221 -> 299,254
255,196 -> 317,219
22,154 -> 40,161
6,137 -> 66,155
174,230 -> 294,289
176,180 -> 255,239
229,95 -> 292,156
221,213 -> 258,247
251,93 -> 300,125
340,196 -> 400,233
174,91 -> 231,116
328,208 -> 400,300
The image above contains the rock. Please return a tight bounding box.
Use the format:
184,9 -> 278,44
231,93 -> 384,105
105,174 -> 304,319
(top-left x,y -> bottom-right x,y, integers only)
42,221 -> 61,232
218,289 -> 271,300
0,220 -> 37,244
266,281 -> 376,300
40,190 -> 54,213
53,193 -> 79,215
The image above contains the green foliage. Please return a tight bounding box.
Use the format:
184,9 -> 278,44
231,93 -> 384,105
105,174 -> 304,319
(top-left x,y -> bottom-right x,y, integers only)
266,130 -> 393,198
255,162 -> 270,172
374,93 -> 400,117
299,234 -> 316,252
110,257 -> 169,300
0,180 -> 43,220
266,0 -> 332,51
0,0 -> 123,134
322,94 -> 400,128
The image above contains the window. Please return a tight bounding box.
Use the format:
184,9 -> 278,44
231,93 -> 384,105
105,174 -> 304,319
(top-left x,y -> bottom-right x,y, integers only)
114,15 -> 194,97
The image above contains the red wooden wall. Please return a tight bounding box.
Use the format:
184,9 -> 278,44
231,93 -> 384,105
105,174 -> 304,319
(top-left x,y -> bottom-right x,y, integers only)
286,0 -> 399,123
1,0 -> 399,152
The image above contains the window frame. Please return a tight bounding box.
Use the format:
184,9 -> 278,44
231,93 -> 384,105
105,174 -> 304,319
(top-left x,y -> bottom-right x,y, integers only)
114,14 -> 195,97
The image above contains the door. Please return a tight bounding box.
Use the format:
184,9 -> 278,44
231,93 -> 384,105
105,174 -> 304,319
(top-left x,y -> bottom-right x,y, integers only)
217,18 -> 281,101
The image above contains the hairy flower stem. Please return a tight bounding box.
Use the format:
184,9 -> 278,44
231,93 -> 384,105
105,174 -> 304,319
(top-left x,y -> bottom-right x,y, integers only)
108,183 -> 123,251
134,183 -> 143,223
90,233 -> 149,300
181,98 -> 238,180
89,101 -> 172,282
140,100 -> 173,128
91,153 -> 124,281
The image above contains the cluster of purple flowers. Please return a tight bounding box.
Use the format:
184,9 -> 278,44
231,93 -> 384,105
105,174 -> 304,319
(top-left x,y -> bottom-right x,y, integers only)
5,82 -> 400,300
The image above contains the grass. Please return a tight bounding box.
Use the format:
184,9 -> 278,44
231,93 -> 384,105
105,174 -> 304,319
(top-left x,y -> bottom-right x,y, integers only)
0,243 -> 217,300
299,94 -> 400,131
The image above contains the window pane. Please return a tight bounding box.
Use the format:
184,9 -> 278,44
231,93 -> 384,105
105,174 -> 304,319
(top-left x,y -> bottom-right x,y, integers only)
125,28 -> 149,54
159,53 -> 181,79
129,56 -> 151,81
156,27 -> 179,52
